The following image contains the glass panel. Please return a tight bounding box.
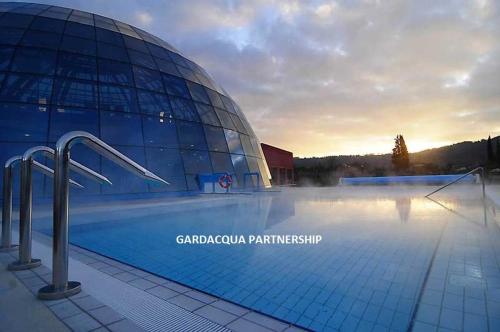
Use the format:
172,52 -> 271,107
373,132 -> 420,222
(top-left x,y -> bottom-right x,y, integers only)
184,174 -> 200,191
0,13 -> 34,28
30,16 -> 65,33
142,116 -> 178,148
181,150 -> 212,174
178,66 -> 200,83
98,59 -> 134,86
53,79 -> 97,109
128,49 -> 156,69
145,147 -> 186,191
177,121 -> 207,150
94,16 -> 118,32
0,103 -> 48,142
239,134 -> 255,156
204,125 -> 229,152
168,51 -> 189,67
95,27 -> 123,46
224,129 -> 244,154
205,88 -> 225,109
221,94 -> 236,113
231,153 -> 250,183
97,43 -> 129,62
100,111 -> 143,145
0,74 -> 52,104
0,27 -> 24,45
133,66 -> 163,92
215,108 -> 236,130
162,74 -> 190,98
147,43 -> 170,60
60,35 -> 96,56
39,10 -> 70,20
57,52 -> 97,81
186,81 -> 210,104
123,35 -> 148,52
99,84 -> 138,113
0,47 -> 14,71
170,97 -> 199,122
64,21 -> 95,39
137,91 -> 173,117
21,30 -> 61,49
195,103 -> 221,126
210,152 -> 234,173
155,58 -> 180,76
11,47 -> 57,75
230,113 -> 247,134
12,4 -> 49,15
49,107 -> 98,142
102,146 -> 148,194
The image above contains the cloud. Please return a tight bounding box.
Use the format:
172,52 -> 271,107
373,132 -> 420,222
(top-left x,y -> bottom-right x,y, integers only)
47,0 -> 500,156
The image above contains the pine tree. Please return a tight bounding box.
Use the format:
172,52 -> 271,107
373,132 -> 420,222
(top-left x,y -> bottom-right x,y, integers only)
496,138 -> 500,167
487,135 -> 494,168
392,134 -> 410,172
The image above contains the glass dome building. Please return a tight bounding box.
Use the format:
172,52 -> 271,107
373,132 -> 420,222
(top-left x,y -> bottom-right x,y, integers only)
0,2 -> 271,198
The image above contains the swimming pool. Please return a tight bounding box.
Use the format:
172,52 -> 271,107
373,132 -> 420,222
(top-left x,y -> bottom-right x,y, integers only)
37,186 -> 500,331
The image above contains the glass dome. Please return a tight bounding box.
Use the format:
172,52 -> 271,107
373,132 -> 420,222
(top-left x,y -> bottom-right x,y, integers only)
0,2 -> 271,197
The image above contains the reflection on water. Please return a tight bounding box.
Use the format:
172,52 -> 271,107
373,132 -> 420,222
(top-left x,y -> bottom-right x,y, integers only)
395,197 -> 411,223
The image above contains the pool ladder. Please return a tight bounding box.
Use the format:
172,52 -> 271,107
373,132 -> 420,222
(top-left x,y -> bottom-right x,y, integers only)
1,131 -> 169,300
424,166 -> 485,198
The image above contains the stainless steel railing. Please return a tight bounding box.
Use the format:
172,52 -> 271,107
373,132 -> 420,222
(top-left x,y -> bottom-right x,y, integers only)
425,167 -> 485,198
7,146 -> 111,271
38,131 -> 169,300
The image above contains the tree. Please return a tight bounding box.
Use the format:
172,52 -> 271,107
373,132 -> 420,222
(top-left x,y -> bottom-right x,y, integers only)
392,134 -> 410,172
487,135 -> 494,168
496,138 -> 500,167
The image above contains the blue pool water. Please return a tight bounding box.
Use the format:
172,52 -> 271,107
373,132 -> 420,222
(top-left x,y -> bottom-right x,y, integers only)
37,186 -> 500,331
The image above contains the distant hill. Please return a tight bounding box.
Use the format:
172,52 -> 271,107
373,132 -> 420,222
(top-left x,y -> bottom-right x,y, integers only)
293,136 -> 498,186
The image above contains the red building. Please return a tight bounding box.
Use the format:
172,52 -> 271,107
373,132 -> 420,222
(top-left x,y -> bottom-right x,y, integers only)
261,143 -> 294,186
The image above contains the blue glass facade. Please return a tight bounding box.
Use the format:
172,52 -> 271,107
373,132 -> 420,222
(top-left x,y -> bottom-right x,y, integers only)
0,2 -> 271,197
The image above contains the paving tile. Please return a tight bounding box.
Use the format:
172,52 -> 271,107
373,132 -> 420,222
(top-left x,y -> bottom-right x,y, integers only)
227,318 -> 274,332
194,305 -> 238,325
88,262 -> 110,270
114,272 -> 139,282
143,274 -> 168,285
127,278 -> 156,290
129,269 -> 150,277
146,285 -> 179,300
185,290 -> 217,304
21,275 -> 46,287
168,294 -> 205,311
212,300 -> 250,316
163,281 -> 191,293
107,319 -> 145,332
243,312 -> 289,331
99,266 -> 124,276
50,300 -> 83,319
63,312 -> 101,332
72,295 -> 105,311
88,306 -> 124,325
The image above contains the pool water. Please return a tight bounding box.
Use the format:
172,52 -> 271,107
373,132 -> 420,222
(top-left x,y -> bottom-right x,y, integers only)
40,186 -> 500,331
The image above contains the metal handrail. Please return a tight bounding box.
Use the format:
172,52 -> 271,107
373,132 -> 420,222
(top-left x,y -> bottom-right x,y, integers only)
425,167 -> 485,198
7,146 -> 111,271
38,131 -> 169,300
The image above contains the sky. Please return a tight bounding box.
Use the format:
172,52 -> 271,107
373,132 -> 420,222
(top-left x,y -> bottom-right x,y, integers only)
20,0 -> 500,157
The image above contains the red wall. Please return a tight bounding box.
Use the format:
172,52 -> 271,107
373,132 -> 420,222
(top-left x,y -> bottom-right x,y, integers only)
261,143 -> 294,169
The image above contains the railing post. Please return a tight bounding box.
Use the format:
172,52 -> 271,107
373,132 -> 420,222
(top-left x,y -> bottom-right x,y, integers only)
0,156 -> 21,252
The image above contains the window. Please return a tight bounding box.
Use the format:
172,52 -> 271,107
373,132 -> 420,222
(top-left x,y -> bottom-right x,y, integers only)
98,59 -> 133,86
162,74 -> 190,98
204,126 -> 229,152
176,121 -> 207,150
186,81 -> 210,104
128,49 -> 156,69
99,84 -> 138,113
57,52 -> 97,81
49,107 -> 98,142
145,147 -> 186,191
137,91 -> 172,117
11,48 -> 57,75
231,154 -> 250,181
60,35 -> 96,56
147,43 -> 170,60
168,51 -> 189,67
0,13 -> 34,28
133,66 -> 163,92
123,35 -> 148,52
195,103 -> 220,126
95,28 -> 123,46
64,21 -> 95,40
53,79 -> 97,109
221,94 -> 236,113
239,134 -> 255,156
210,152 -> 234,173
181,150 -> 212,174
0,47 -> 14,71
21,30 -> 61,49
0,74 -> 52,104
29,16 -> 65,33
142,116 -> 178,148
215,108 -> 236,130
155,59 -> 180,76
94,16 -> 118,32
205,88 -> 225,109
177,66 -> 200,84
230,114 -> 247,134
0,103 -> 48,142
97,43 -> 129,62
102,146 -> 148,194
0,27 -> 24,45
224,129 -> 244,155
170,97 -> 199,122
100,112 -> 143,145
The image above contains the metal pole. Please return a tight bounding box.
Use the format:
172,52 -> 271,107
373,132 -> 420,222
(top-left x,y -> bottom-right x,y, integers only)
0,156 -> 21,252
425,167 -> 483,198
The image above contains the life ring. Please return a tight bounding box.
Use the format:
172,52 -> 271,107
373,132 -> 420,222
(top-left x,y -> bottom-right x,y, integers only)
218,174 -> 233,189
